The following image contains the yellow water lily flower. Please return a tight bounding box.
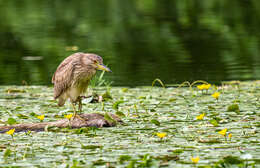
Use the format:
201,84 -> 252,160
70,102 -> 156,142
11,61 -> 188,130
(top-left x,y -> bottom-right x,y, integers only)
218,128 -> 227,136
203,84 -> 211,90
228,133 -> 232,139
191,156 -> 200,164
37,115 -> 45,121
197,85 -> 204,90
6,128 -> 15,136
156,132 -> 167,138
64,114 -> 73,120
197,84 -> 211,90
212,92 -> 220,100
196,113 -> 205,120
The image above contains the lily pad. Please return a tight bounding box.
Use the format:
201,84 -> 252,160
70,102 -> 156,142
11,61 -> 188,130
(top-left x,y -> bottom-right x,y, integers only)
227,104 -> 240,113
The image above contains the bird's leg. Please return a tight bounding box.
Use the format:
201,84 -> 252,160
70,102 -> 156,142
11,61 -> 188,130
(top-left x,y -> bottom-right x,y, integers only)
71,102 -> 84,121
70,97 -> 86,122
71,102 -> 77,118
78,96 -> 82,113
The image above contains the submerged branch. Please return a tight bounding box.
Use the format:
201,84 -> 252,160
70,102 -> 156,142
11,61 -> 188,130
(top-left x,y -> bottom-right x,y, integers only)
0,113 -> 122,133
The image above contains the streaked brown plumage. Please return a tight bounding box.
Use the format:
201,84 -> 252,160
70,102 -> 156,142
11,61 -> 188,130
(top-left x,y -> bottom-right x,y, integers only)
52,52 -> 111,115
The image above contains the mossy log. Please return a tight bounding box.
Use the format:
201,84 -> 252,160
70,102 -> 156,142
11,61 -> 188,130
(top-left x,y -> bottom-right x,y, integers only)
0,113 -> 122,133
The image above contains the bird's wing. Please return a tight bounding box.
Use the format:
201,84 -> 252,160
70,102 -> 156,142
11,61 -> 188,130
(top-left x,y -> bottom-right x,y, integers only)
52,56 -> 76,99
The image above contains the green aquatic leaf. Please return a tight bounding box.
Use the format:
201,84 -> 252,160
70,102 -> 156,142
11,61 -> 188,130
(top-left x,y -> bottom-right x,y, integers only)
127,161 -> 136,168
74,128 -> 89,134
169,98 -> 177,102
15,106 -> 23,110
44,126 -> 67,132
209,119 -> 219,127
92,159 -> 106,166
171,149 -> 184,154
29,112 -> 37,117
139,154 -> 153,167
154,155 -> 179,161
4,149 -> 11,158
71,159 -> 80,168
227,104 -> 240,113
5,88 -> 26,93
138,96 -> 146,99
115,111 -> 126,117
255,122 -> 260,127
16,113 -> 29,119
104,113 -> 116,124
150,119 -> 160,126
7,118 -> 17,125
119,155 -> 132,164
121,88 -> 128,92
102,90 -> 113,101
208,105 -> 216,110
112,100 -> 124,110
81,145 -> 103,150
223,155 -> 244,164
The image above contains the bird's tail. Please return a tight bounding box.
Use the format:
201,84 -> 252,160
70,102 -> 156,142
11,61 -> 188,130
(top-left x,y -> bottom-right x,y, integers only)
58,97 -> 66,106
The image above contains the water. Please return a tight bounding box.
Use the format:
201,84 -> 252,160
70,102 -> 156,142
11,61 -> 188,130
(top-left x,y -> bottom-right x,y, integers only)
0,0 -> 260,86
0,82 -> 259,167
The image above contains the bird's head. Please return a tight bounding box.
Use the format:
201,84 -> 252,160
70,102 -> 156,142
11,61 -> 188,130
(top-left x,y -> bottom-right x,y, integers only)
84,53 -> 112,72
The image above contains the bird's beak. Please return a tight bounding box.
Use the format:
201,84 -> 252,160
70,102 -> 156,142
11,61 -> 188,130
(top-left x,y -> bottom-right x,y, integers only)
96,63 -> 112,72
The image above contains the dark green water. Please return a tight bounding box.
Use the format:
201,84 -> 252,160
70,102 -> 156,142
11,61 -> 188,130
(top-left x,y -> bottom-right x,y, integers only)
0,0 -> 260,86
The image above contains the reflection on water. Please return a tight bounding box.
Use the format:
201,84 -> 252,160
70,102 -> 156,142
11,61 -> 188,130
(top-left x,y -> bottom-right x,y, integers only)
0,0 -> 260,86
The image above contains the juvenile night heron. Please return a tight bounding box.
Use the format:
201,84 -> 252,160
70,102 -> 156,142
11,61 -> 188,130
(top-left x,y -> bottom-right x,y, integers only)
52,52 -> 111,116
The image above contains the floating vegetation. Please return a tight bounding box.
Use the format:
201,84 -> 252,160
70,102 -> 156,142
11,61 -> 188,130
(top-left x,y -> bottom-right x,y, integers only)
0,81 -> 259,167
227,103 -> 240,113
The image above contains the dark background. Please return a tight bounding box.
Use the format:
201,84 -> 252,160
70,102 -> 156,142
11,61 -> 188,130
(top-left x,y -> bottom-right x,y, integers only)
0,0 -> 260,86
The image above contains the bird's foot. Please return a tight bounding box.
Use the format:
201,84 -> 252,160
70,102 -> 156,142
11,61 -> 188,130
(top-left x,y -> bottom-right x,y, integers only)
72,114 -> 86,122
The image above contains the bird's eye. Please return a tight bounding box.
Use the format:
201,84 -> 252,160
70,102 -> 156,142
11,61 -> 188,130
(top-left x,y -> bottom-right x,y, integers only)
93,60 -> 98,64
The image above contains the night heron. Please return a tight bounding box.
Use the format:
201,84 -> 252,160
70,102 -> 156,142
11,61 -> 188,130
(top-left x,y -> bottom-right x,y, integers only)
52,52 -> 111,117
